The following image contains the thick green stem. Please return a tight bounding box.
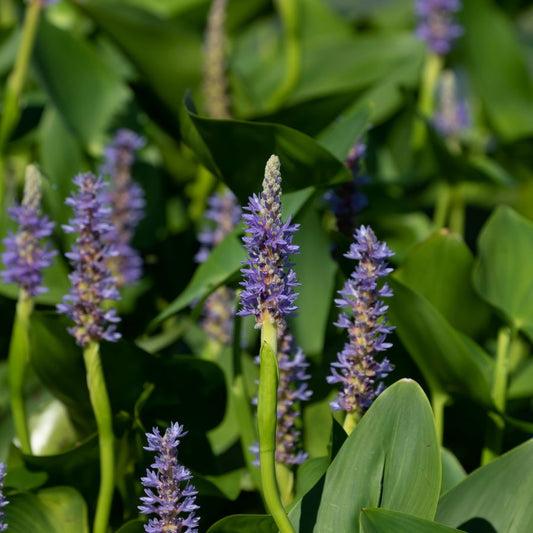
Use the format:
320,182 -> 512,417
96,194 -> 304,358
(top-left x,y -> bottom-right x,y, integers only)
431,389 -> 450,447
412,52 -> 443,150
83,342 -> 115,533
8,293 -> 33,454
0,0 -> 42,208
258,317 -> 294,533
343,411 -> 360,435
481,327 -> 513,465
268,0 -> 300,109
433,181 -> 451,231
448,185 -> 465,237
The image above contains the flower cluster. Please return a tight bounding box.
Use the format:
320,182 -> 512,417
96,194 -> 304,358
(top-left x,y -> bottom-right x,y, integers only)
101,129 -> 146,287
325,141 -> 369,238
434,70 -> 469,139
1,167 -> 56,297
0,462 -> 7,532
239,155 -> 300,327
328,226 -> 394,414
57,173 -> 121,347
415,0 -> 463,55
274,322 -> 312,465
139,422 -> 200,533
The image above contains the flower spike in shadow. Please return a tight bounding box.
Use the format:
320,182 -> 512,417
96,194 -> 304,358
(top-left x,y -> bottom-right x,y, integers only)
139,422 -> 200,533
57,172 -> 121,347
239,155 -> 300,327
0,462 -> 7,531
328,226 -> 395,421
1,165 -> 56,297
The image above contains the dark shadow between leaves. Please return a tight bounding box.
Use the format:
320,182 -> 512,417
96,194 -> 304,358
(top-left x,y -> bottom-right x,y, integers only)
459,518 -> 497,533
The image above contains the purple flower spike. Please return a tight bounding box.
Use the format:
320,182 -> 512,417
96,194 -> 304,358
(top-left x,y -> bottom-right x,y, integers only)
57,173 -> 121,347
101,129 -> 146,287
1,166 -> 56,297
327,226 -> 395,415
0,463 -> 7,532
239,155 -> 300,327
434,70 -> 469,139
415,0 -> 463,55
139,422 -> 200,533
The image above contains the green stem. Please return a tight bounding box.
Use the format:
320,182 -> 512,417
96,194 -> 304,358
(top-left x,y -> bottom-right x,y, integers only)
481,327 -> 513,465
258,317 -> 294,533
412,52 -> 443,150
431,389 -> 450,447
343,411 -> 359,435
448,185 -> 465,237
0,0 -> 42,208
83,342 -> 115,533
8,293 -> 33,454
433,181 -> 451,231
268,0 -> 300,109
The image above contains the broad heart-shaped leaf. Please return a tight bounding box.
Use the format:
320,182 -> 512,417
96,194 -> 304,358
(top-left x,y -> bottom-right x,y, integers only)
33,16 -> 129,148
459,0 -> 533,141
395,230 -> 491,338
182,93 -> 352,205
440,448 -> 466,497
29,312 -> 226,433
206,514 -> 276,533
388,278 -> 493,408
360,508 -> 465,533
77,1 -> 202,129
150,187 -> 314,328
290,380 -> 441,533
291,207 -> 337,357
5,487 -> 89,533
436,439 -> 533,532
473,206 -> 533,340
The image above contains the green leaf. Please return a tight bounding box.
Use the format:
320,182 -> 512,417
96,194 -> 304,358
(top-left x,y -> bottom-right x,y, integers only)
508,359 -> 533,399
115,521 -> 145,533
440,448 -> 466,497
459,0 -> 533,141
291,380 -> 441,533
182,93 -> 351,205
473,206 -> 533,338
291,207 -> 337,356
78,1 -> 202,130
207,514 -> 276,533
360,508 -> 465,533
5,487 -> 89,533
33,17 -> 129,147
436,439 -> 533,532
388,278 -> 493,407
395,230 -> 490,338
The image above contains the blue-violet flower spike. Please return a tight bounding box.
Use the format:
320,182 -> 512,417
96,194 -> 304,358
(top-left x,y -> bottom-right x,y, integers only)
327,226 -> 395,415
139,422 -> 200,533
1,165 -> 56,297
57,172 -> 121,347
101,129 -> 146,287
239,155 -> 300,327
0,462 -> 8,531
434,70 -> 469,139
415,0 -> 463,55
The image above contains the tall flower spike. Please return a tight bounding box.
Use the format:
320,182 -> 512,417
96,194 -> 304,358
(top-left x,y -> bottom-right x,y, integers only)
139,422 -> 200,533
101,129 -> 146,287
239,155 -> 300,327
57,172 -> 121,347
0,462 -> 7,532
415,0 -> 463,55
328,226 -> 395,416
1,165 -> 56,297
434,70 -> 469,139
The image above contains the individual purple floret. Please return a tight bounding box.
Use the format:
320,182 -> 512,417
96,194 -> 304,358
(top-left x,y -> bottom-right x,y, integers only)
57,173 -> 121,347
139,422 -> 200,533
325,141 -> 369,238
239,155 -> 300,327
434,70 -> 469,139
0,462 -> 7,532
1,166 -> 56,297
415,0 -> 463,55
101,129 -> 145,287
327,226 -> 395,415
